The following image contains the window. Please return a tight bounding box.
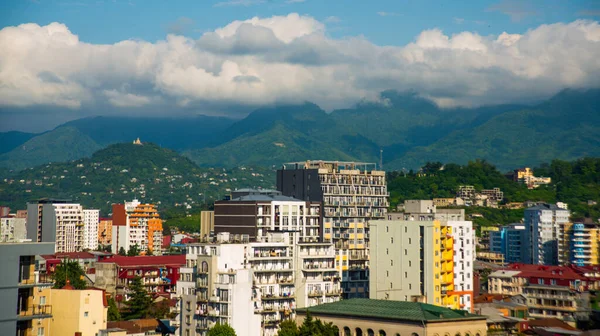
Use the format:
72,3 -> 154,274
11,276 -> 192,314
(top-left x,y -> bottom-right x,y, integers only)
379,331 -> 387,336
404,249 -> 407,255
386,248 -> 389,255
409,261 -> 411,267
40,296 -> 46,305
386,271 -> 389,277
391,237 -> 394,243
37,327 -> 44,336
391,260 -> 394,266
368,329 -> 375,336
405,272 -> 407,278
409,283 -> 412,290
390,282 -> 393,289
344,327 -> 351,336
405,227 -> 407,233
409,238 -> 411,244
84,312 -> 89,317
386,226 -> 389,232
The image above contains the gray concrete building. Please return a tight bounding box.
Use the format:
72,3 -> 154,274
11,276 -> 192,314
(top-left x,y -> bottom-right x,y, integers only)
0,242 -> 55,336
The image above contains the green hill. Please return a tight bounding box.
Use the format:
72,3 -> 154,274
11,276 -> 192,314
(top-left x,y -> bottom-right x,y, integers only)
0,142 -> 274,214
0,127 -> 102,171
394,89 -> 600,170
2,89 -> 599,171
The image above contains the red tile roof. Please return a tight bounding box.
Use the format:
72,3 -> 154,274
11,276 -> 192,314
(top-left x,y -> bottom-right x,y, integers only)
503,264 -> 585,281
97,255 -> 185,267
41,251 -> 97,260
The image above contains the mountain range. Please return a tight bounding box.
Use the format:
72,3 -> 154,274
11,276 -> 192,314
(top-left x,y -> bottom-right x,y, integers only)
1,88 -> 599,172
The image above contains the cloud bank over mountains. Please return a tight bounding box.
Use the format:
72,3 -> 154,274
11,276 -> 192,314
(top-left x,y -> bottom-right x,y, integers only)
1,13 -> 599,115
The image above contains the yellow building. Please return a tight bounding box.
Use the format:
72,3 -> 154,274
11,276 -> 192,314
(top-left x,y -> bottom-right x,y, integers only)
200,211 -> 215,241
48,285 -> 108,336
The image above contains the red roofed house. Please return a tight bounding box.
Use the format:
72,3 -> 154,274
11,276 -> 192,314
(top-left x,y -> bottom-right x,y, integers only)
488,264 -> 593,325
93,255 -> 185,303
40,251 -> 99,274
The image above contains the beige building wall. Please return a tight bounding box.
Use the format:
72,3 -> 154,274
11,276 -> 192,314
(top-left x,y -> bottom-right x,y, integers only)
295,313 -> 487,336
200,211 -> 215,240
49,288 -> 107,336
370,220 -> 441,305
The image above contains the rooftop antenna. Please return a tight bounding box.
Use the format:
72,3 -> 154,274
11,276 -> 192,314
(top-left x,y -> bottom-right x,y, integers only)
379,149 -> 383,171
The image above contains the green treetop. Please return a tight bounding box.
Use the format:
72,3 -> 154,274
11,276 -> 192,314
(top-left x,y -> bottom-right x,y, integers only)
52,260 -> 87,289
207,323 -> 237,336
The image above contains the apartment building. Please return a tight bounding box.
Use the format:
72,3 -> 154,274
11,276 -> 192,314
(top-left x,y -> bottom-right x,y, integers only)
213,189 -> 322,243
277,160 -> 388,299
48,286 -> 108,336
369,220 -> 447,307
488,264 -> 591,324
1,216 -> 27,242
112,199 -> 163,255
94,255 -> 184,301
565,222 -> 600,266
83,209 -> 100,251
489,224 -> 527,264
523,204 -> 570,265
381,201 -> 475,311
98,218 -> 112,246
0,241 -> 55,336
182,231 -> 342,336
514,167 -> 552,189
27,199 -> 85,252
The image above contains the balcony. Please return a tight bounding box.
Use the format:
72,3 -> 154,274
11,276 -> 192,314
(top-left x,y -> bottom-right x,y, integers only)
261,293 -> 295,300
209,296 -> 220,302
308,291 -> 323,297
19,273 -> 53,288
325,289 -> 342,296
17,305 -> 52,320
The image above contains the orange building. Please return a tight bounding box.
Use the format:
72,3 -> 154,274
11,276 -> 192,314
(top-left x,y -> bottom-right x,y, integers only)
98,218 -> 113,246
112,200 -> 163,255
129,203 -> 163,254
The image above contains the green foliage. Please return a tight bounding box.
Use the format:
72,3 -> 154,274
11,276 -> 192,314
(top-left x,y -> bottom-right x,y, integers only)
127,244 -> 141,256
123,277 -> 153,320
207,323 -> 237,336
162,212 -> 201,234
0,127 -> 101,171
107,297 -> 121,321
277,313 -> 338,336
52,260 -> 87,289
388,157 -> 600,225
0,142 -> 275,215
119,247 -> 126,256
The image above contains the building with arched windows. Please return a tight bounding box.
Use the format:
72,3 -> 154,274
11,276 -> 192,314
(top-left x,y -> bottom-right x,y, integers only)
296,299 -> 487,336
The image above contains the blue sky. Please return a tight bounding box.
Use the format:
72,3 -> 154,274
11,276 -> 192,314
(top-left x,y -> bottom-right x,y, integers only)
2,0 -> 599,46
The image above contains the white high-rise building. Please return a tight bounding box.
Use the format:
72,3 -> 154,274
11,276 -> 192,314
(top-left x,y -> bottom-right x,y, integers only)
27,200 -> 85,252
447,221 -> 475,312
83,209 -> 100,250
524,203 -> 571,265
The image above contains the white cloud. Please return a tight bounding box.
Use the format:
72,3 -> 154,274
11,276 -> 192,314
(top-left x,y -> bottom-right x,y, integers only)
453,17 -> 465,24
0,15 -> 599,114
377,11 -> 400,17
103,89 -> 154,107
324,16 -> 341,23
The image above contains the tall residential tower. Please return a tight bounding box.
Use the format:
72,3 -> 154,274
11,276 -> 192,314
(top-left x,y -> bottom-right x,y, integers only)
277,161 -> 388,299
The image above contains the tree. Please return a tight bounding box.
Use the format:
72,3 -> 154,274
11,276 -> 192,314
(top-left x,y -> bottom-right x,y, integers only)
148,299 -> 170,319
52,260 -> 87,289
107,297 -> 121,321
277,320 -> 299,336
123,276 -> 153,320
207,323 -> 237,336
127,244 -> 141,256
277,312 -> 338,336
119,247 -> 127,256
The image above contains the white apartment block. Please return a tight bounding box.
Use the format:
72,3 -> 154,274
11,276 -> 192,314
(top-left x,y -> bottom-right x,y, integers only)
447,221 -> 475,312
0,217 -> 27,242
26,200 -> 86,252
83,209 -> 100,250
180,232 -> 341,336
524,204 -> 571,265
